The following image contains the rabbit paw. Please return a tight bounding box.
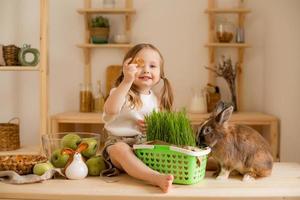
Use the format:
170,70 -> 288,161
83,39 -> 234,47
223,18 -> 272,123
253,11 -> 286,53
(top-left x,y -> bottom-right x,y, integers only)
216,174 -> 229,180
216,168 -> 230,180
242,174 -> 255,182
213,171 -> 219,177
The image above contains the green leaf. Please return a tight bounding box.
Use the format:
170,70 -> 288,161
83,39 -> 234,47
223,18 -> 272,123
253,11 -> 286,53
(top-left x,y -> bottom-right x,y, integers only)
91,16 -> 110,27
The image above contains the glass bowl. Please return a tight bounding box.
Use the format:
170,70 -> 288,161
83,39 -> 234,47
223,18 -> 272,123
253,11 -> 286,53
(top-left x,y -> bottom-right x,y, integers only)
41,132 -> 100,162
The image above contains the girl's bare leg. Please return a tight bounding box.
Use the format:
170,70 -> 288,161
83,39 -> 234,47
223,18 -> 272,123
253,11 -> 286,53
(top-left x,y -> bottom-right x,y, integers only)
107,142 -> 173,193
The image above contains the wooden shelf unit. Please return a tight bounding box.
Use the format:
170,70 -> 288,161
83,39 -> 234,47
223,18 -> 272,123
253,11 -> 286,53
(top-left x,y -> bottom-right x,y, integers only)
205,8 -> 251,14
48,0 -> 136,142
50,111 -> 279,160
205,0 -> 251,111
77,43 -> 133,49
77,8 -> 136,14
0,66 -> 40,71
204,1 -> 280,159
0,0 -> 49,154
205,43 -> 251,48
79,0 -> 135,85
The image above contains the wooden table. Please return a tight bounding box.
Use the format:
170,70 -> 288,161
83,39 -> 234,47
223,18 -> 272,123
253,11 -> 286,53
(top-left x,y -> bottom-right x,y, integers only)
50,111 -> 279,160
0,162 -> 299,200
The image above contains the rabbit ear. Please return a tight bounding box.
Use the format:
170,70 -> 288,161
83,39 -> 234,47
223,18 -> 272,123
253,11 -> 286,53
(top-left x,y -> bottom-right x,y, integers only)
62,148 -> 74,155
215,106 -> 233,125
76,142 -> 88,153
213,101 -> 226,117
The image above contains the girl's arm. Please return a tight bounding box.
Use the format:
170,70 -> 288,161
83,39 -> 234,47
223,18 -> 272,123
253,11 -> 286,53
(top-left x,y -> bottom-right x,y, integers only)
103,81 -> 132,114
104,58 -> 137,115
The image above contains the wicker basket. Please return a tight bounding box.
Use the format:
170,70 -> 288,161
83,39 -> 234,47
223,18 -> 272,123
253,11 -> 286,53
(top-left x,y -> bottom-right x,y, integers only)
0,155 -> 48,175
3,45 -> 20,66
134,145 -> 211,185
0,118 -> 20,151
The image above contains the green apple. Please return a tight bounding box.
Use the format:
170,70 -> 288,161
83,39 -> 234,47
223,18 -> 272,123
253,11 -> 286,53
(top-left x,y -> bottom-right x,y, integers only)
86,155 -> 106,176
33,161 -> 54,176
81,138 -> 98,158
61,133 -> 81,150
50,148 -> 70,168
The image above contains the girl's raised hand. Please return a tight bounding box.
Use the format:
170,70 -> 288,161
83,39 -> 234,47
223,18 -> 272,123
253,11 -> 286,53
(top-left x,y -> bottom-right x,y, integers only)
123,57 -> 138,84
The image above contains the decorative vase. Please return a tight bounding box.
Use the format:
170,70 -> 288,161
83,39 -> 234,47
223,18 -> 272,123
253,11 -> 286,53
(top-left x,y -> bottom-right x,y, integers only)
18,44 -> 40,66
189,88 -> 207,113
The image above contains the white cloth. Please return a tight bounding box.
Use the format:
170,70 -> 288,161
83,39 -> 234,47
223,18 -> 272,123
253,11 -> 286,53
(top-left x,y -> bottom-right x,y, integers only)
103,89 -> 158,137
0,169 -> 64,184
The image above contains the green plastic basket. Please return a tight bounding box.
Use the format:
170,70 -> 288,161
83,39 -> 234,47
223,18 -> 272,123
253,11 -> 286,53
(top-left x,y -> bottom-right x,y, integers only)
133,144 -> 211,185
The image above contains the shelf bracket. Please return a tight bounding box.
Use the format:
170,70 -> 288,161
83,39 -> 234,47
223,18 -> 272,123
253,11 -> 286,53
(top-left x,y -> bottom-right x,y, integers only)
83,48 -> 91,85
125,0 -> 133,37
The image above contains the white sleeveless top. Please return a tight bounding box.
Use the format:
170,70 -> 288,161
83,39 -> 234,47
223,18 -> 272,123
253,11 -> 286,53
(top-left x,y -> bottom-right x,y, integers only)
102,89 -> 158,137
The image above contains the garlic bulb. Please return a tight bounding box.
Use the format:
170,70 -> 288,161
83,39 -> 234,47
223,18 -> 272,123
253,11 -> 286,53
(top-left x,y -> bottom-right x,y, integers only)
65,152 -> 88,180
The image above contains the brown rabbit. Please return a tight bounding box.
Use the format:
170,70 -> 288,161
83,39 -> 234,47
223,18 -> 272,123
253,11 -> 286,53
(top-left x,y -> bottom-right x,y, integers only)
197,101 -> 273,181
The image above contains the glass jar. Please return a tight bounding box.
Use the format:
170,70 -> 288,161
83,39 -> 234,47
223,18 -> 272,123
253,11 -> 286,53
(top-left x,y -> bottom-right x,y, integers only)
93,80 -> 105,113
236,27 -> 245,43
188,87 -> 207,114
216,19 -> 235,43
80,83 -> 93,112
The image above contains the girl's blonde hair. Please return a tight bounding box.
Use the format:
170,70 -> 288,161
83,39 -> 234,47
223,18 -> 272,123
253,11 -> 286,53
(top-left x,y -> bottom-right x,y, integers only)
115,43 -> 173,111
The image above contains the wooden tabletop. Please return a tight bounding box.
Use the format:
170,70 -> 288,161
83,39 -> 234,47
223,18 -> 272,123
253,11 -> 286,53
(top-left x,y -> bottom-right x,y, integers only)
0,162 -> 299,200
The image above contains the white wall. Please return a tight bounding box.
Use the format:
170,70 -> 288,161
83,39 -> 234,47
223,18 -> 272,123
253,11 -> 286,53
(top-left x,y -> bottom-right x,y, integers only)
0,0 -> 40,146
0,0 -> 299,162
257,0 -> 300,162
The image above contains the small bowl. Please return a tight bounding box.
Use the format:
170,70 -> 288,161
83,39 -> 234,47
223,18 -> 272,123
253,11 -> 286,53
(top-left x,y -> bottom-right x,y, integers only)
114,34 -> 129,44
0,155 -> 48,175
41,132 -> 100,160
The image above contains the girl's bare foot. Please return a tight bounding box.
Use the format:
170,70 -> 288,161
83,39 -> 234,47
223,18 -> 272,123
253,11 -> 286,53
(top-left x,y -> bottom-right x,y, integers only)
153,174 -> 174,193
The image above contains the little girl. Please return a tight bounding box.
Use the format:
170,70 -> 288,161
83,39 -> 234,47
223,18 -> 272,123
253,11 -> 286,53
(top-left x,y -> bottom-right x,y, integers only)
102,43 -> 174,192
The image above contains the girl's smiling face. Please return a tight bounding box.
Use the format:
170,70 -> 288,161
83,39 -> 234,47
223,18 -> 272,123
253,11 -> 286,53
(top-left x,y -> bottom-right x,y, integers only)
133,48 -> 161,94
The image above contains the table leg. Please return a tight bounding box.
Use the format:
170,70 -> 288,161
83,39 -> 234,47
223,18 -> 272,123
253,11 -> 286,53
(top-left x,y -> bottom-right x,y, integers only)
50,118 -> 59,133
270,120 -> 279,161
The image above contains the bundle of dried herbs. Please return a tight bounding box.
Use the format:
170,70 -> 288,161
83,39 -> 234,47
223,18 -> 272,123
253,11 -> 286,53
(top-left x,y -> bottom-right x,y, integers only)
145,111 -> 196,147
205,55 -> 238,111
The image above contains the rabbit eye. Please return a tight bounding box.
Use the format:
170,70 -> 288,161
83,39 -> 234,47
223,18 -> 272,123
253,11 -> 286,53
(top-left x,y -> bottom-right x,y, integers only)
203,126 -> 212,135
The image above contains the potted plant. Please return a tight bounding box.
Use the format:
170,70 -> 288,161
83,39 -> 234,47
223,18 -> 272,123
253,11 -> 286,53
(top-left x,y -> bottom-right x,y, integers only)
90,16 -> 110,44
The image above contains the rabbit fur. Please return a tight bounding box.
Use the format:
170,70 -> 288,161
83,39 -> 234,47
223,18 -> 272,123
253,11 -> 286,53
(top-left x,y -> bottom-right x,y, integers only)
197,102 -> 273,181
